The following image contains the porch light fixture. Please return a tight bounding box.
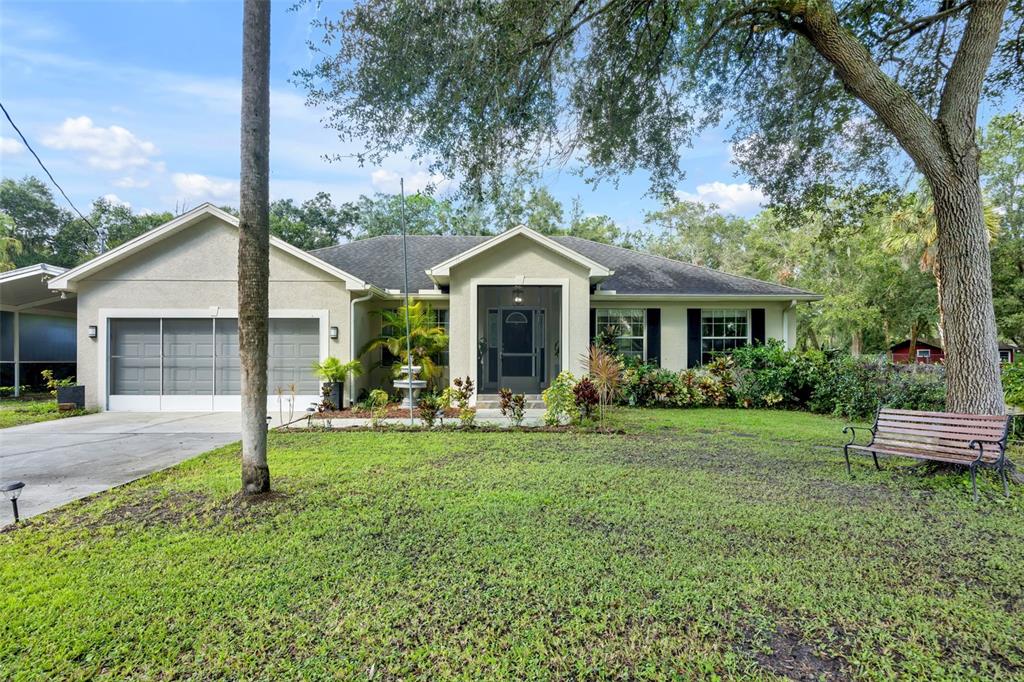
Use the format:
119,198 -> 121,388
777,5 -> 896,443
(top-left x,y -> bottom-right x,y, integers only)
88,325 -> 98,339
512,285 -> 524,305
1,481 -> 25,524
329,326 -> 339,339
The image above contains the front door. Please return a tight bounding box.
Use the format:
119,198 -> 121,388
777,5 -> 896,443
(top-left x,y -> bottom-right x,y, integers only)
499,308 -> 544,393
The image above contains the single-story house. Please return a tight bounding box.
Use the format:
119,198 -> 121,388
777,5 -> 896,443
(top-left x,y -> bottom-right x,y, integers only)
46,204 -> 820,411
890,338 -> 945,364
1,263 -> 77,395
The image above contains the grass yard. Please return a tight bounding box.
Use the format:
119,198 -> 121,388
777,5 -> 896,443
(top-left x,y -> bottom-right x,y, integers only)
2,408 -> 1022,680
0,396 -> 90,429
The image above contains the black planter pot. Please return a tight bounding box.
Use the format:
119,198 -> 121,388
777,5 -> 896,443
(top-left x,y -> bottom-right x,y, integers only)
324,381 -> 344,410
57,385 -> 85,408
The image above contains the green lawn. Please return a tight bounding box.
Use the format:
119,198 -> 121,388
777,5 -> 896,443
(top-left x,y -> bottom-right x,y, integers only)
0,396 -> 89,429
2,409 -> 1022,680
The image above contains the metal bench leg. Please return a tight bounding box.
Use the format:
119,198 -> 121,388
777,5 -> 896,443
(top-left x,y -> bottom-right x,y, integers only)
971,464 -> 979,503
843,445 -> 852,477
871,451 -> 881,471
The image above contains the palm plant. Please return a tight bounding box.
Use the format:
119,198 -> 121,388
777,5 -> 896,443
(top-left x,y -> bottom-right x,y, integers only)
311,356 -> 364,410
360,300 -> 449,381
884,187 -> 1001,347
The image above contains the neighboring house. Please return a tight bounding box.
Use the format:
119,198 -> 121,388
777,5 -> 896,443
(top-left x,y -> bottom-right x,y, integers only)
999,342 -> 1018,364
890,338 -> 945,364
47,204 -> 820,411
0,263 -> 77,395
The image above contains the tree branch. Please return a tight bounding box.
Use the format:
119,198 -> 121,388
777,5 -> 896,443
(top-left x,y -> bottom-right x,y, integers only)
793,1 -> 951,180
881,0 -> 975,42
938,0 -> 1009,143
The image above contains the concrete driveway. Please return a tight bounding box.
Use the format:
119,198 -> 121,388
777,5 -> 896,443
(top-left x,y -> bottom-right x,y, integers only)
0,412 -> 251,521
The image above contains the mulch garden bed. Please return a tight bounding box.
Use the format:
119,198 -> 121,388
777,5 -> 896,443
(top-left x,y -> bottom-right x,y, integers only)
311,405 -> 461,419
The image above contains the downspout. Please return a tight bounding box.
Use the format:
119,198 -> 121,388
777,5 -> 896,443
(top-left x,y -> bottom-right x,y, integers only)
349,289 -> 374,408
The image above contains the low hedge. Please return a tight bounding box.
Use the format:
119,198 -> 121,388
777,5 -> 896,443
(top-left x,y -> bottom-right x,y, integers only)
619,341 -> 954,419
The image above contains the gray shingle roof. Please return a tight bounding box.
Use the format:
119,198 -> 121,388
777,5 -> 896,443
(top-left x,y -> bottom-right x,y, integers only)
311,234 -> 815,297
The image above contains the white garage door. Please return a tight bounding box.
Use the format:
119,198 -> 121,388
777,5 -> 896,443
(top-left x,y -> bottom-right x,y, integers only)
108,317 -> 321,411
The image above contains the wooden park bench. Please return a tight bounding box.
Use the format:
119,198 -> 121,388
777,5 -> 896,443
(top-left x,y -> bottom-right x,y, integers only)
843,408 -> 1013,502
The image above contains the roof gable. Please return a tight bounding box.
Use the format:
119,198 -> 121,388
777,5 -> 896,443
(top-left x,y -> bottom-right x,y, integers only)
46,204 -> 369,292
425,225 -> 612,284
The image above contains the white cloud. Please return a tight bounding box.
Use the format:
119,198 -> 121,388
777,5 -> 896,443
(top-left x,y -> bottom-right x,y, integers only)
42,116 -> 160,171
371,168 -> 451,195
677,181 -> 765,215
113,176 -> 150,189
171,172 -> 237,201
0,137 -> 23,155
101,193 -> 131,208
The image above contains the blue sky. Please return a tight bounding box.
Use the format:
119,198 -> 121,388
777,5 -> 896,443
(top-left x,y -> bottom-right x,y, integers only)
0,1 -> 764,229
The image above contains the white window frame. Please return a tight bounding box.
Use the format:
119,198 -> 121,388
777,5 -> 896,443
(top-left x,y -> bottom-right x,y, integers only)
998,349 -> 1011,363
595,308 -> 646,360
700,308 -> 751,365
916,348 -> 932,359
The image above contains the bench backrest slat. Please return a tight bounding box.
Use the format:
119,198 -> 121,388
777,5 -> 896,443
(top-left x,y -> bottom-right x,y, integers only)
871,408 -> 1010,463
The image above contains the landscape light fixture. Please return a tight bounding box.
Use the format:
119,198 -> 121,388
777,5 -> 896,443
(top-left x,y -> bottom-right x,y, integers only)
1,481 -> 25,524
88,325 -> 98,338
329,326 -> 339,339
512,285 -> 524,305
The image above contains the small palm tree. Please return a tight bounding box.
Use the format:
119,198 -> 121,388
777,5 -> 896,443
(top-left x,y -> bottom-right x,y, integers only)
360,300 -> 449,381
585,345 -> 621,429
310,357 -> 364,383
884,187 -> 1000,346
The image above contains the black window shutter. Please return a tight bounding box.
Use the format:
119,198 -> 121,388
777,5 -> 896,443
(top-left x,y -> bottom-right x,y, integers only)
646,308 -> 661,367
589,308 -> 596,345
751,308 -> 766,345
687,308 -> 701,368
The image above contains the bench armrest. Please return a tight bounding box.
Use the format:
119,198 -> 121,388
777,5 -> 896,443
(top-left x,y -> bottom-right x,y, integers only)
843,425 -> 873,447
968,439 -> 1007,464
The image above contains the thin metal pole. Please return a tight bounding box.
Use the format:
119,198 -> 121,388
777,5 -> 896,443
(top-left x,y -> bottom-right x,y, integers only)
400,178 -> 414,425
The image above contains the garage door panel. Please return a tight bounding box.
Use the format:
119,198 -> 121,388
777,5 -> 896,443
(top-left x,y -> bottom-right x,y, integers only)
108,316 -> 323,409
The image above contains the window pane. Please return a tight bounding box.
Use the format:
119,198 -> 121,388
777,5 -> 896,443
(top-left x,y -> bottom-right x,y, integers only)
268,318 -> 320,394
215,319 -> 240,395
110,319 -> 161,395
162,319 -> 213,395
19,314 -> 77,362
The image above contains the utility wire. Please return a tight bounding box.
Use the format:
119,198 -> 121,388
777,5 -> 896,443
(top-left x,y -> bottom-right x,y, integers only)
0,100 -> 97,230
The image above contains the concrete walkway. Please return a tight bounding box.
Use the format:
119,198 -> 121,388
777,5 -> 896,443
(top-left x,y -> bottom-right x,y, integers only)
0,412 -> 250,521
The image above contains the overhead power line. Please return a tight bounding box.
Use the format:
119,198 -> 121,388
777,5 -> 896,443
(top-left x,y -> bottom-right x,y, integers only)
0,100 -> 97,230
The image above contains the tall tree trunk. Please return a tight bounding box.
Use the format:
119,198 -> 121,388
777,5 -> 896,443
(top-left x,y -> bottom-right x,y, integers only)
798,0 -> 1006,414
929,172 -> 1004,413
908,321 -> 918,363
850,329 -> 862,357
239,0 -> 271,494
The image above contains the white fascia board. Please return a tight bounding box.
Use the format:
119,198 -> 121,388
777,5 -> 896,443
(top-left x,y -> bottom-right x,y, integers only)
0,263 -> 67,284
425,225 -> 613,281
588,293 -> 824,302
47,203 -> 370,292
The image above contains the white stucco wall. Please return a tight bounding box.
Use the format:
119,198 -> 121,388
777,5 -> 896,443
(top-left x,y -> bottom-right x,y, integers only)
73,216 -> 351,409
447,234 -> 591,395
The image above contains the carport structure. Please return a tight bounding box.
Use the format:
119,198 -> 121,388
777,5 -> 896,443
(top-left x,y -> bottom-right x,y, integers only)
0,263 -> 77,395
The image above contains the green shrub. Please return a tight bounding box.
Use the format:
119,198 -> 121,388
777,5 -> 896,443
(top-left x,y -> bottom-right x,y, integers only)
573,377 -> 600,422
1004,359 -> 1024,409
542,371 -> 577,425
417,392 -> 445,427
368,389 -> 389,427
498,388 -> 527,427
451,376 -> 476,427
